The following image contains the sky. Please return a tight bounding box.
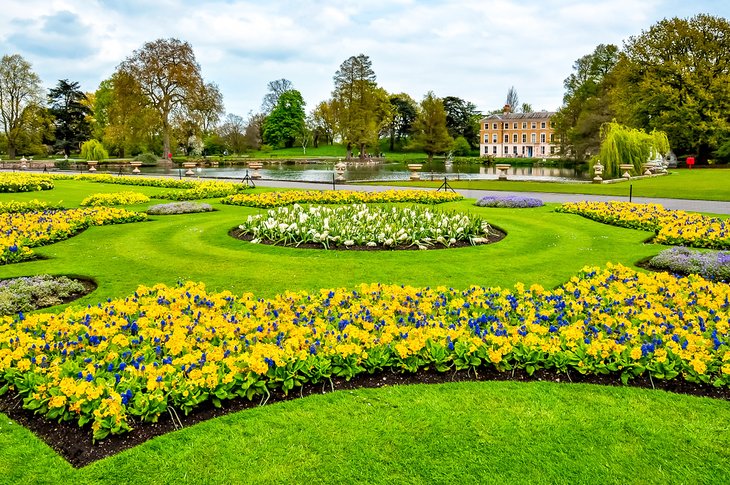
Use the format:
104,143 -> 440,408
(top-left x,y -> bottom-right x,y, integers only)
1,0 -> 728,119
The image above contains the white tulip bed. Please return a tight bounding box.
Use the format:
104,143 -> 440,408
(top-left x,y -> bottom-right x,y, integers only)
237,203 -> 495,249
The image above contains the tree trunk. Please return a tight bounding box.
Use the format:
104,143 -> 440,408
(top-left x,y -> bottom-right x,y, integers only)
427,152 -> 434,163
390,128 -> 395,151
359,143 -> 366,160
346,142 -> 352,160
7,144 -> 16,159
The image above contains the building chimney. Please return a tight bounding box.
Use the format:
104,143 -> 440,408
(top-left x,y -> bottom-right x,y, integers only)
503,104 -> 511,114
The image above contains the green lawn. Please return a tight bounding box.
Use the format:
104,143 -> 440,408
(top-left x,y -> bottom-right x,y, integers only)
368,168 -> 730,201
1,177 -> 728,483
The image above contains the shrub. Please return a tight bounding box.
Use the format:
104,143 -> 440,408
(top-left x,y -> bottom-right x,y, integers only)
147,202 -> 214,215
0,200 -> 63,214
0,275 -> 87,315
649,247 -> 730,282
133,153 -> 159,164
476,196 -> 544,208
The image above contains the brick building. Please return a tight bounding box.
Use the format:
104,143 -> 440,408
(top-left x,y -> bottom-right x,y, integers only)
479,105 -> 557,158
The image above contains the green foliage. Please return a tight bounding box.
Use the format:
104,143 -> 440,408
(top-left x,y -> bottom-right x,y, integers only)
48,79 -> 92,157
262,90 -> 306,148
442,96 -> 481,148
611,14 -> 730,162
451,136 -> 471,156
597,121 -> 669,178
412,91 -> 453,162
133,152 -> 158,164
80,139 -> 109,161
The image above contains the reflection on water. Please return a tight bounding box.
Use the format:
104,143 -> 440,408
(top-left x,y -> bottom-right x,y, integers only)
132,160 -> 590,183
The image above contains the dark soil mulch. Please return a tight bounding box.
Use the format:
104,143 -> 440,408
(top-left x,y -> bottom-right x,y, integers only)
1,367 -> 728,468
228,227 -> 506,250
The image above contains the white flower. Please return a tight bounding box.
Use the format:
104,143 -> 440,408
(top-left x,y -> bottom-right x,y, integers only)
366,241 -> 377,247
250,238 -> 261,244
449,237 -> 456,244
344,240 -> 355,246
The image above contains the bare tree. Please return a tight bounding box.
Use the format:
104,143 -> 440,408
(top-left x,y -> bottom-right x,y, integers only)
505,86 -> 519,112
261,78 -> 293,114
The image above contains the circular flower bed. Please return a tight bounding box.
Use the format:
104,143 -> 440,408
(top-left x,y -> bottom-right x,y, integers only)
0,275 -> 95,315
476,195 -> 544,208
147,202 -> 214,215
234,204 -> 498,249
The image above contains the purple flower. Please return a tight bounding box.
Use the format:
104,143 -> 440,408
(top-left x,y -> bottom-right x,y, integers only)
475,196 -> 544,208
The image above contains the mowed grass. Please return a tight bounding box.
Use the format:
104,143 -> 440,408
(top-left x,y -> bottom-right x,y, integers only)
2,382 -> 729,484
1,177 -> 728,483
367,168 -> 730,201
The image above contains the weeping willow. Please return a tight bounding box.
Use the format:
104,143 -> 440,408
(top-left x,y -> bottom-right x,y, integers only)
597,122 -> 670,178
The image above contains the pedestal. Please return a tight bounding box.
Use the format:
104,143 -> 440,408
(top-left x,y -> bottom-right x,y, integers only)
495,163 -> 511,181
619,163 -> 633,179
407,164 -> 423,180
87,161 -> 98,172
130,161 -> 142,174
248,162 -> 263,179
183,162 -> 196,176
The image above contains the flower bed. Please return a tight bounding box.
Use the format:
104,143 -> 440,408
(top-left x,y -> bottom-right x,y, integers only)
237,204 -> 492,249
0,275 -> 89,315
0,200 -> 63,214
68,174 -> 199,189
1,263 -> 728,439
649,247 -> 730,282
0,208 -> 147,264
147,202 -> 214,215
0,173 -> 54,192
557,201 -> 730,249
222,189 -> 463,208
152,181 -> 248,201
476,195 -> 544,208
81,192 -> 151,207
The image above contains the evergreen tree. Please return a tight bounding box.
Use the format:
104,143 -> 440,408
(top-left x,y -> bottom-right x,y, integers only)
48,79 -> 92,156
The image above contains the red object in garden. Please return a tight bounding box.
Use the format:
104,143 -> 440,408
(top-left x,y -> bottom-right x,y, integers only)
686,156 -> 695,168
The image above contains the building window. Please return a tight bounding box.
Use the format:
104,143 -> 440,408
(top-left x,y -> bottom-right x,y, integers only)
504,134 -> 509,143
541,122 -> 546,129
492,134 -> 497,143
540,133 -> 546,143
484,134 -> 489,143
522,122 -> 527,129
551,146 -> 556,154
484,123 -> 488,130
513,133 -> 518,143
541,146 -> 546,155
531,122 -> 536,129
513,122 -> 518,129
531,133 -> 536,143
550,133 -> 555,142
522,134 -> 527,143
513,146 -> 518,155
493,123 -> 498,129
522,146 -> 526,154
493,146 -> 497,154
504,122 -> 509,129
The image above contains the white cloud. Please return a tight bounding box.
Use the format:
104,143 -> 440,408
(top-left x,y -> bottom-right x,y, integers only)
0,0 -> 727,117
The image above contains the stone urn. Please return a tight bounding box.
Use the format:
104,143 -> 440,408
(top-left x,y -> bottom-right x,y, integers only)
495,163 -> 511,181
19,157 -> 28,170
87,161 -> 98,172
407,163 -> 423,180
593,161 -> 604,183
130,161 -> 142,174
182,162 -> 196,176
248,161 -> 263,179
619,163 -> 634,179
335,162 -> 347,182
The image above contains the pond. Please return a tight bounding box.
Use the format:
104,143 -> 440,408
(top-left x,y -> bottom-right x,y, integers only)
132,160 -> 591,183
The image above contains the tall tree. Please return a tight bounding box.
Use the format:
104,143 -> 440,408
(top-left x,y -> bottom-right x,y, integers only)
442,96 -> 480,148
0,54 -> 43,159
611,14 -> 730,163
262,89 -> 306,148
48,79 -> 92,156
218,113 -> 248,154
261,78 -> 294,114
553,43 -> 619,160
386,93 -> 417,151
117,38 -> 206,158
309,100 -> 338,147
189,82 -> 224,135
99,71 -> 159,157
505,86 -> 519,112
412,91 -> 453,163
244,111 -> 266,150
332,54 -> 388,159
